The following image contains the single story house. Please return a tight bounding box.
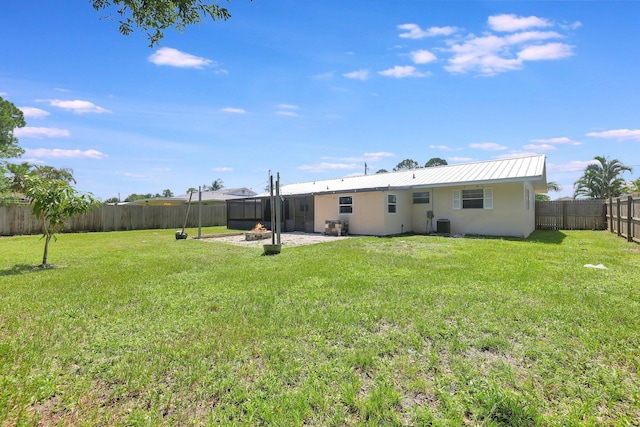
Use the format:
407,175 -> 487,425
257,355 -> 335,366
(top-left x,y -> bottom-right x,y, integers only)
129,188 -> 257,206
227,154 -> 547,238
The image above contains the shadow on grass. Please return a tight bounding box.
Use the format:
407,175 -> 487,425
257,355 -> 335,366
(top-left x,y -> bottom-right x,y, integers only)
0,264 -> 53,276
377,231 -> 567,245
526,230 -> 567,244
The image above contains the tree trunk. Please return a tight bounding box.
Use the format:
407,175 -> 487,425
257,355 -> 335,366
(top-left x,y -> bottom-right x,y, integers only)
42,233 -> 52,267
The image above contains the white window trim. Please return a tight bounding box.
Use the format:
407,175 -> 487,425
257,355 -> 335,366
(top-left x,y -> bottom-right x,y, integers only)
339,196 -> 353,214
412,191 -> 430,204
453,188 -> 493,210
387,194 -> 397,214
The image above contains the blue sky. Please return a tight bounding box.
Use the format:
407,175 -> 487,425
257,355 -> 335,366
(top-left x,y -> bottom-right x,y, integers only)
1,1 -> 639,200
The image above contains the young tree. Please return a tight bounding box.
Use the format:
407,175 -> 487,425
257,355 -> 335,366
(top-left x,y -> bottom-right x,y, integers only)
23,175 -> 98,268
574,156 -> 633,199
0,96 -> 25,159
393,159 -> 420,171
425,157 -> 448,167
91,0 -> 236,46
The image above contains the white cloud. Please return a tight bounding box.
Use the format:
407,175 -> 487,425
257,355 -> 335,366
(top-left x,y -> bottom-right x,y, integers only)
274,111 -> 299,117
410,49 -> 437,64
469,142 -> 507,151
276,104 -> 300,110
211,167 -> 234,172
24,148 -> 107,159
14,127 -> 70,138
495,151 -> 540,159
220,107 -> 246,114
364,152 -> 394,160
429,145 -> 462,151
547,160 -> 598,173
523,143 -> 556,151
518,43 -> 574,61
449,157 -> 475,162
312,71 -> 335,80
148,47 -> 214,69
488,14 -> 551,32
586,129 -> 640,141
398,24 -> 458,39
530,137 -> 581,145
560,21 -> 583,31
297,162 -> 359,173
19,107 -> 50,118
379,65 -> 428,78
43,99 -> 111,114
445,35 -> 523,75
440,15 -> 575,75
505,30 -> 563,45
343,69 -> 371,80
124,172 -> 146,178
329,152 -> 395,163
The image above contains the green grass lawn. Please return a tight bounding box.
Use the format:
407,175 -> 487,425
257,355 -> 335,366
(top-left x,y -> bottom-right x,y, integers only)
1,228 -> 639,426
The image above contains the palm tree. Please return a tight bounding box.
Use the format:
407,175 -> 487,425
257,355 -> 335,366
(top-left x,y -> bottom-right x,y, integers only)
546,181 -> 561,192
203,179 -> 224,191
574,156 -> 632,199
5,162 -> 33,192
34,165 -> 76,184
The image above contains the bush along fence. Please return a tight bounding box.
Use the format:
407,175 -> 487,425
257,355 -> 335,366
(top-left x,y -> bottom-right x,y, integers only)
535,199 -> 607,231
607,194 -> 640,244
0,203 -> 227,236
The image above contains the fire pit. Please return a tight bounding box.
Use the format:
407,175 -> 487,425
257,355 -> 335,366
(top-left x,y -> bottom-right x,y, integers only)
246,223 -> 272,241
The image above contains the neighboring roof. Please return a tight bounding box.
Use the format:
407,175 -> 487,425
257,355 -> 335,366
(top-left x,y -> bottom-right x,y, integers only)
175,189 -> 256,202
222,187 -> 257,196
271,155 -> 547,197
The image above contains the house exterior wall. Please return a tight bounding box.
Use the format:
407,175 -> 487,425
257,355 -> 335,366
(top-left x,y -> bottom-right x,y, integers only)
383,190 -> 413,235
312,181 -> 536,237
430,181 -> 534,238
314,192 -> 388,235
410,189 -> 434,233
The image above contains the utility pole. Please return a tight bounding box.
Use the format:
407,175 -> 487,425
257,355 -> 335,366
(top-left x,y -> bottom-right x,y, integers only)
365,162 -> 369,175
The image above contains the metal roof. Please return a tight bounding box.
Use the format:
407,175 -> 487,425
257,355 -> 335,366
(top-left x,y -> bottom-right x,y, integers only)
275,154 -> 547,197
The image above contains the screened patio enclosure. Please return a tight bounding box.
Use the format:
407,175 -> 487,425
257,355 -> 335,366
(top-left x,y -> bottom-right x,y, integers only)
227,195 -> 315,233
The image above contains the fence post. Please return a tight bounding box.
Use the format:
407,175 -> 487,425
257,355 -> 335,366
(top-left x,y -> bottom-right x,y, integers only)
609,198 -> 613,232
616,198 -> 621,237
628,195 -> 633,242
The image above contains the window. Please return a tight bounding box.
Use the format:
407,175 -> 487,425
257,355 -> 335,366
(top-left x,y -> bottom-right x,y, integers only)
525,188 -> 530,210
339,196 -> 353,214
387,194 -> 397,213
413,191 -> 430,204
453,188 -> 493,210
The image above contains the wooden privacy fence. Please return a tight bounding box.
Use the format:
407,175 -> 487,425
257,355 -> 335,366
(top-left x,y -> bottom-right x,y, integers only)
0,204 -> 226,236
607,194 -> 640,244
535,200 -> 607,231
